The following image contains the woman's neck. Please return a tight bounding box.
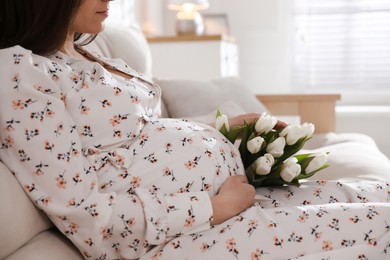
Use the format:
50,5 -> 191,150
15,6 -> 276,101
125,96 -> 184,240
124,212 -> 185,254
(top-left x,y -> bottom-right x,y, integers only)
59,32 -> 86,60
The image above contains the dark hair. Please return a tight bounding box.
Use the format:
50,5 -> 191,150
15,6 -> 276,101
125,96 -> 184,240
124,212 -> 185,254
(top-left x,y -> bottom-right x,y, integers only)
0,0 -> 94,55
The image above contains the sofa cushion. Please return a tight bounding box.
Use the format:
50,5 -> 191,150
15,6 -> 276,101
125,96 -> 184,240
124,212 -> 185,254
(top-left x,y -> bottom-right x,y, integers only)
0,161 -> 53,259
156,77 -> 269,121
160,98 -> 170,118
4,229 -> 83,260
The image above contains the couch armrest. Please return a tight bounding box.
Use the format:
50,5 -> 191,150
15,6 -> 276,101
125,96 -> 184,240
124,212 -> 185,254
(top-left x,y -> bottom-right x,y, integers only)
256,94 -> 341,133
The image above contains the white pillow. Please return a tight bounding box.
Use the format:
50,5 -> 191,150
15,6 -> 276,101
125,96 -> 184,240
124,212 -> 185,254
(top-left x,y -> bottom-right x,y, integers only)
303,132 -> 390,181
155,77 -> 269,119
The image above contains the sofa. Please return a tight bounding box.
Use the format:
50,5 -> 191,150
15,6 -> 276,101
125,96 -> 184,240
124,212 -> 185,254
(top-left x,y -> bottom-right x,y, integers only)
1,23 -> 390,260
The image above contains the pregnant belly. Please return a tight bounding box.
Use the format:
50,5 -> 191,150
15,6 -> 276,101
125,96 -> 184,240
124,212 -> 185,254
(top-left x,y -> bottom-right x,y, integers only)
97,118 -> 244,196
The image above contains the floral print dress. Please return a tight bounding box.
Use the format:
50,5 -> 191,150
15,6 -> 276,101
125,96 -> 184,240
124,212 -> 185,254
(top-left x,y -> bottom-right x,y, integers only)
0,46 -> 389,260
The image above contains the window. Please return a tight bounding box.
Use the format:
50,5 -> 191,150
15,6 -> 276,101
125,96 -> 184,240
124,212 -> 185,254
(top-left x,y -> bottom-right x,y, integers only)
293,0 -> 390,92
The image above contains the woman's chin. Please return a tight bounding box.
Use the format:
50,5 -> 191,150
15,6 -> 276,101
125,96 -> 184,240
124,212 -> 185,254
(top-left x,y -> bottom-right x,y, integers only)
84,24 -> 106,34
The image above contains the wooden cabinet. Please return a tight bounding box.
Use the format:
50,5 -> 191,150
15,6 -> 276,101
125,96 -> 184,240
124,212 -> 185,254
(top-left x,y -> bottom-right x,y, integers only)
256,94 -> 341,133
147,34 -> 239,80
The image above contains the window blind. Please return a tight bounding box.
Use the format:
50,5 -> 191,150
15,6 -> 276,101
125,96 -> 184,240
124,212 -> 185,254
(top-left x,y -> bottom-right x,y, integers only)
293,0 -> 390,91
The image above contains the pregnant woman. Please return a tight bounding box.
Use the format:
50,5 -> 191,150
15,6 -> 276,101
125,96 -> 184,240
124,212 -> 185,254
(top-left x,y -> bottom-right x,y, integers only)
1,1 -> 389,259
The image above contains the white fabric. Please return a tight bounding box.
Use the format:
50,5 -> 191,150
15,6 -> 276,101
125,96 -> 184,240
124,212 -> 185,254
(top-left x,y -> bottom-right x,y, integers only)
141,181 -> 390,259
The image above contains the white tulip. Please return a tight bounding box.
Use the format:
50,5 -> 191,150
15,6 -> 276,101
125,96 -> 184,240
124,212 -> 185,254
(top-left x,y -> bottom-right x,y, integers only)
254,112 -> 277,134
279,125 -> 300,145
254,153 -> 275,175
279,123 -> 314,146
266,137 -> 286,158
280,157 -> 301,182
305,152 -> 328,174
301,122 -> 315,140
247,136 -> 265,154
279,125 -> 290,137
215,114 -> 230,132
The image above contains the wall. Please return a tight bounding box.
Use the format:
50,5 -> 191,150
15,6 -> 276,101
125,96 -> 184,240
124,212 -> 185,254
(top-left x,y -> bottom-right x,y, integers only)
154,0 -> 294,93
204,0 -> 294,93
336,107 -> 390,158
106,0 -> 136,27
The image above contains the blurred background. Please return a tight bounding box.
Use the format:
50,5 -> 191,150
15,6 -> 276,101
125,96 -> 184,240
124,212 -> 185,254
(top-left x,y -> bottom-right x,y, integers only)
107,0 -> 390,158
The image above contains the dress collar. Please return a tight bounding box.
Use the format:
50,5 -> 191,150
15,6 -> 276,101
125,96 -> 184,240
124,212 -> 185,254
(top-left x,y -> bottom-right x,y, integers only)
53,45 -> 157,87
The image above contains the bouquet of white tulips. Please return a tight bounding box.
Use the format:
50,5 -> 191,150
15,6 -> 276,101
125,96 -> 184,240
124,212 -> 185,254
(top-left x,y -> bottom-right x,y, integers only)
216,111 -> 329,188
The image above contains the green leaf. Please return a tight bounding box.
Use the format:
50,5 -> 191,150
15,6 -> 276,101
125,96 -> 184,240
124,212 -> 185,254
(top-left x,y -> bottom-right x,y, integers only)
299,156 -> 315,172
226,125 -> 246,143
238,122 -> 254,168
294,153 -> 311,162
262,130 -> 279,143
219,124 -> 229,137
297,164 -> 330,180
216,110 -> 222,118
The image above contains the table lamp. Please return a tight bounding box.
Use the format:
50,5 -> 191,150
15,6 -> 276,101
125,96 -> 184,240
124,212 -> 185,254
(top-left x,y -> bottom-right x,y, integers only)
168,0 -> 210,35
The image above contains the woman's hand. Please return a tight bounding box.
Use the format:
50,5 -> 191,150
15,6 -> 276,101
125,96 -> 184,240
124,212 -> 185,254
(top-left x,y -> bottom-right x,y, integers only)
228,113 -> 261,128
212,113 -> 288,132
210,175 -> 256,225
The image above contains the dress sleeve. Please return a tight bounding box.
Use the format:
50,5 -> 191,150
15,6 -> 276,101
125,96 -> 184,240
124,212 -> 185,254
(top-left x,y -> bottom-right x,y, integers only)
0,46 -> 213,259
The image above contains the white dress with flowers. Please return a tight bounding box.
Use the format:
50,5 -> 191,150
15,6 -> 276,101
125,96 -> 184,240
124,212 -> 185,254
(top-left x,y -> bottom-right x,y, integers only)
0,46 -> 389,260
